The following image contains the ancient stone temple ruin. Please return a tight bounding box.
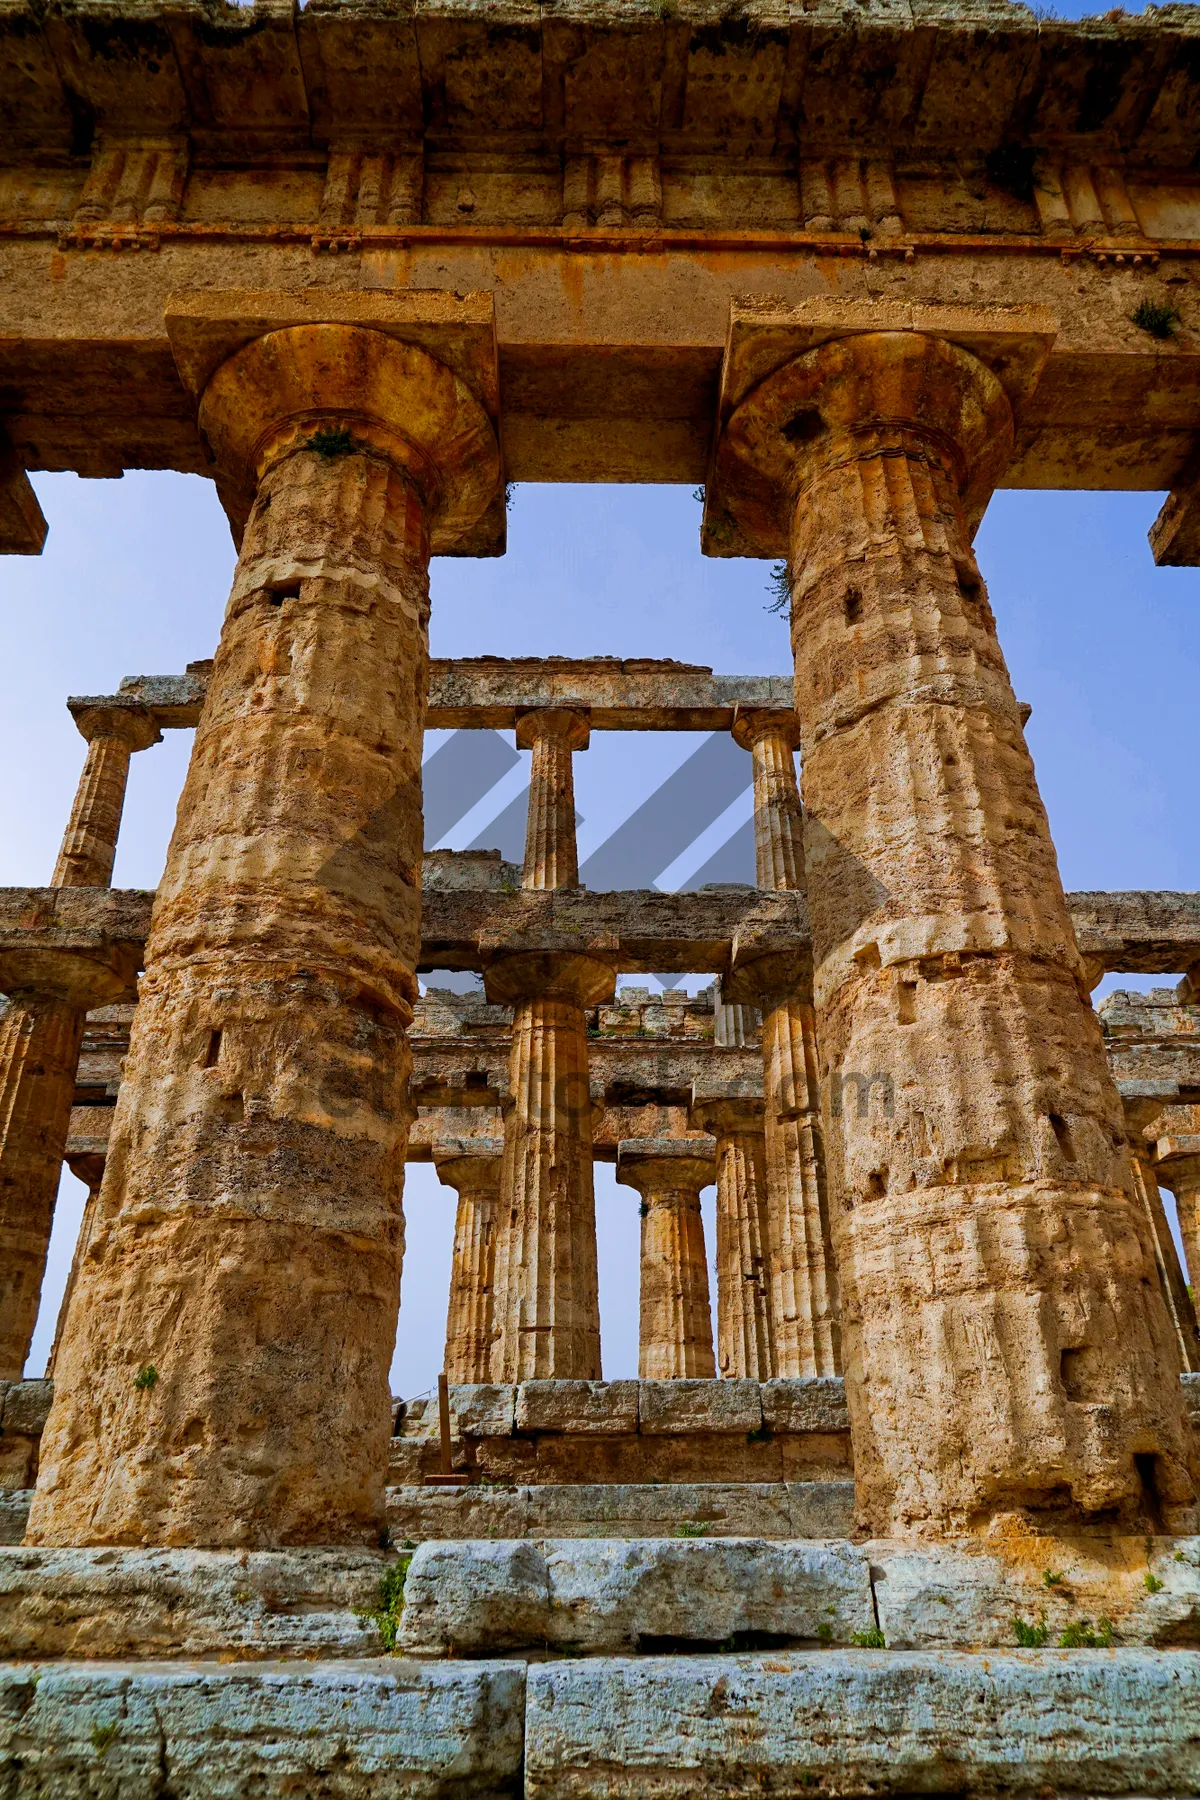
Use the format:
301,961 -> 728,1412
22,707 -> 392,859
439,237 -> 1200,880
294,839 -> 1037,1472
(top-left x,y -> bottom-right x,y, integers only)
2,0 -> 1200,1790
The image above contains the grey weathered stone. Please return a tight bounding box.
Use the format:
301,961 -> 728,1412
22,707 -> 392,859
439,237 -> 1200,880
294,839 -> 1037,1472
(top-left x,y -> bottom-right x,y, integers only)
516,1380 -> 640,1434
399,1539 -> 873,1654
0,1548 -> 392,1659
386,1482 -> 855,1542
638,1380 -> 762,1435
870,1536 -> 1200,1651
1,1378 -> 53,1435
523,1650 -> 1200,1798
0,1658 -> 525,1799
1184,1371 -> 1200,1422
761,1378 -> 849,1435
449,1384 -> 516,1438
0,1489 -> 30,1546
400,1540 -> 551,1653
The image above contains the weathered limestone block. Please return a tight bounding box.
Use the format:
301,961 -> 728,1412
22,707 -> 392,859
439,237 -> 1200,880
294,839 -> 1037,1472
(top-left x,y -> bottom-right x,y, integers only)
0,1659 -> 525,1800
28,318 -> 499,1548
869,1535 -> 1200,1651
616,1140 -> 716,1380
0,1547 -> 390,1659
761,1377 -> 850,1435
437,1140 -> 503,1384
523,1650 -> 1200,1799
690,1092 -> 774,1380
385,1479 -> 856,1542
399,1538 -> 874,1654
0,1491 -> 30,1545
714,316 -> 1195,1536
516,1380 -> 639,1434
638,1379 -> 762,1435
449,1384 -> 516,1438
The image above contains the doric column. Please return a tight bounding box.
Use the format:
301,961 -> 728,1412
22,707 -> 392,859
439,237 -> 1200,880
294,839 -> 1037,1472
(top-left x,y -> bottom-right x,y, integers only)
436,1139 -> 503,1384
1127,1142 -> 1200,1374
715,326 -> 1193,1533
730,708 -> 840,1378
0,952 -> 133,1383
690,1091 -> 773,1380
28,322 -> 499,1547
487,705 -> 611,1380
1148,1105 -> 1200,1301
517,708 -> 588,890
616,1137 -> 717,1379
53,703 -> 161,888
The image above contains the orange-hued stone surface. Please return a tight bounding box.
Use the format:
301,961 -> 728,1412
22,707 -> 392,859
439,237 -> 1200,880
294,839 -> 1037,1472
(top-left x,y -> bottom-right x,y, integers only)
617,1141 -> 717,1380
28,324 -> 498,1547
720,328 -> 1195,1536
438,1143 -> 503,1385
53,706 -> 161,890
692,1095 -> 774,1383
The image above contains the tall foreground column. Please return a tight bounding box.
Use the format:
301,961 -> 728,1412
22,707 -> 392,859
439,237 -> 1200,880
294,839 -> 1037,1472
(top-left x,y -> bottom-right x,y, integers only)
718,328 -> 1192,1532
437,1140 -> 503,1385
616,1138 -> 716,1378
487,708 -> 611,1380
0,702 -> 155,1379
731,709 -> 839,1377
29,323 -> 498,1546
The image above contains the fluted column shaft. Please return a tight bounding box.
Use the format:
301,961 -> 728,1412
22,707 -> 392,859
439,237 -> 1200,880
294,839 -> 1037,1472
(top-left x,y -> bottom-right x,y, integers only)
1163,1157 -> 1200,1296
437,1143 -> 503,1384
732,711 -> 840,1378
1128,1148 -> 1200,1373
723,328 -> 1192,1532
47,1148 -> 107,1377
53,705 -> 161,889
692,1095 -> 773,1379
488,957 -> 610,1379
517,709 -> 589,891
0,996 -> 86,1379
617,1140 -> 716,1379
29,324 -> 498,1547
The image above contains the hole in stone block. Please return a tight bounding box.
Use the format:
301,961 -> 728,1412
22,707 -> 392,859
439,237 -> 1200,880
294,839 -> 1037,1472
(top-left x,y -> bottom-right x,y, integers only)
1135,1451 -> 1165,1533
866,1169 -> 887,1199
203,1029 -> 222,1068
781,407 -> 824,446
267,584 -> 300,608
1048,1112 -> 1074,1160
1060,1345 -> 1102,1402
218,1091 -> 244,1123
897,981 -> 917,1025
844,585 -> 863,624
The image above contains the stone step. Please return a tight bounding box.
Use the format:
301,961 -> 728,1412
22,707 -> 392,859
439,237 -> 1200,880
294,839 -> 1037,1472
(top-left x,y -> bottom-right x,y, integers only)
386,1479 -> 856,1541
0,1651 -> 1195,1798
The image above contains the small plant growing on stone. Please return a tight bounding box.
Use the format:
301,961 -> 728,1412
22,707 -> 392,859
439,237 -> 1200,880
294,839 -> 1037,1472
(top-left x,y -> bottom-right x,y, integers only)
816,1621 -> 834,1644
765,562 -> 791,615
505,481 -> 516,512
1145,1571 -> 1165,1594
692,486 -> 705,504
133,1365 -> 158,1392
90,1722 -> 118,1756
359,1555 -> 412,1652
306,425 -> 356,458
676,1521 -> 711,1537
1058,1616 -> 1114,1649
746,1424 -> 771,1443
1042,1568 -> 1064,1588
1012,1613 -> 1049,1648
1131,300 -> 1180,340
850,1626 -> 886,1648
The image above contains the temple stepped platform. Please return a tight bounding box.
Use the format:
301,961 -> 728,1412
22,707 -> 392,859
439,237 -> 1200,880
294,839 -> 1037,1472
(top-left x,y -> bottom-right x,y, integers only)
0,1539 -> 1196,1795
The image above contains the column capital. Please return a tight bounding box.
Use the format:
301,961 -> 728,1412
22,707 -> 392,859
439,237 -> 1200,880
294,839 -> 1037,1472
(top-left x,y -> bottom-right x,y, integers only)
616,1136 -> 717,1197
702,300 -> 1055,559
730,706 -> 801,754
0,944 -> 138,1010
434,1139 -> 504,1198
690,1088 -> 765,1137
484,950 -> 615,1009
69,702 -> 161,753
515,707 -> 591,753
166,292 -> 503,554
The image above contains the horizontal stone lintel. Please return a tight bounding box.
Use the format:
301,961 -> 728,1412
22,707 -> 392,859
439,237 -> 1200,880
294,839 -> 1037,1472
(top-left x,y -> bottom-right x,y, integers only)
398,1379 -> 850,1442
6,886 -> 1200,984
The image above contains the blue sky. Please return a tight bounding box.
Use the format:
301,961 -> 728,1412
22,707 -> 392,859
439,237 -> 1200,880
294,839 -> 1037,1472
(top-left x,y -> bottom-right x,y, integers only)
4,468 -> 1196,1390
